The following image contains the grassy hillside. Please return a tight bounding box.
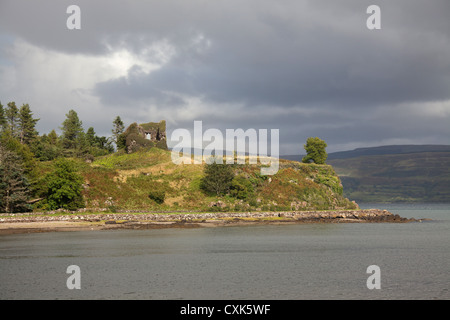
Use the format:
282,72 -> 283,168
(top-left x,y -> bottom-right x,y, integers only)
40,148 -> 357,212
328,151 -> 450,203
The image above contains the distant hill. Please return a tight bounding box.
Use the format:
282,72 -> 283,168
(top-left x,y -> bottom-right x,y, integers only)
327,144 -> 450,160
281,145 -> 450,203
282,144 -> 450,162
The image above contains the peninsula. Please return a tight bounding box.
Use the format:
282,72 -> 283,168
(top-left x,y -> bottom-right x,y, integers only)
1,118 -> 419,235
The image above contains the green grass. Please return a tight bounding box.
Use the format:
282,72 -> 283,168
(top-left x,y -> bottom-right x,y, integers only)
29,148 -> 359,212
93,147 -> 170,169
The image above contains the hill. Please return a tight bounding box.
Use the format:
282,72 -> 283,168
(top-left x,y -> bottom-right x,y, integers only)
42,148 -> 358,212
328,144 -> 450,160
311,145 -> 450,203
282,144 -> 450,162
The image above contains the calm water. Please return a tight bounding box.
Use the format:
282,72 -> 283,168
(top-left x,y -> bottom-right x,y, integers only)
0,203 -> 449,300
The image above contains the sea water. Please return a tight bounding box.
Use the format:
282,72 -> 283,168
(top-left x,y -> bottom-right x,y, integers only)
0,203 -> 448,300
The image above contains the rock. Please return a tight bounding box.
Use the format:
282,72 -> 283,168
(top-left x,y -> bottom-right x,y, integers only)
208,201 -> 227,208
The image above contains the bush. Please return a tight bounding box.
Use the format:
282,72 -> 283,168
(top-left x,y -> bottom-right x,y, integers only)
200,162 -> 234,196
230,174 -> 255,200
148,189 -> 165,204
45,158 -> 84,210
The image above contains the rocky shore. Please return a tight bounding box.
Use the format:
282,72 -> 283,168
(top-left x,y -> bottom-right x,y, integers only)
0,209 -> 421,235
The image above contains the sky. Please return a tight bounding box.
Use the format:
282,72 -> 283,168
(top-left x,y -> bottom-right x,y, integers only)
0,0 -> 449,155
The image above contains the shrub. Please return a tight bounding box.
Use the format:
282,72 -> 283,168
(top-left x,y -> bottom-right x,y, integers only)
148,189 -> 165,204
45,158 -> 84,210
200,162 -> 234,196
230,174 -> 255,200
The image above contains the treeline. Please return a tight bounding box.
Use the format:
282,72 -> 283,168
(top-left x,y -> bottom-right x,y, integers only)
0,101 -> 126,213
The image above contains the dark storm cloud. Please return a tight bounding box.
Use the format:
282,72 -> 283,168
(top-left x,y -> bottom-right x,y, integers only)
1,0 -> 450,153
89,0 -> 450,110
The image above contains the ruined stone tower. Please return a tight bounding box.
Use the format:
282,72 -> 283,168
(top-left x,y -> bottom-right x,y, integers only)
123,120 -> 168,153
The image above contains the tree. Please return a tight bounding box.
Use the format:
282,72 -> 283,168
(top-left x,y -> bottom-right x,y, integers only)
112,116 -> 125,149
48,129 -> 59,145
0,101 -> 6,132
44,158 -> 84,210
18,103 -> 39,145
84,127 -> 114,157
86,127 -> 96,147
60,109 -> 86,156
94,136 -> 114,153
0,146 -> 30,213
302,137 -> 328,164
116,133 -> 126,150
200,161 -> 234,196
5,102 -> 19,138
32,133 -> 62,161
0,129 -> 38,180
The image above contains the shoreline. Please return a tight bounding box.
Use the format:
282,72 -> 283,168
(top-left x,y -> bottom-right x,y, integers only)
0,209 -> 420,235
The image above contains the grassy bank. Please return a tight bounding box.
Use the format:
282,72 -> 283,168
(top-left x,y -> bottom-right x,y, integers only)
31,148 -> 358,213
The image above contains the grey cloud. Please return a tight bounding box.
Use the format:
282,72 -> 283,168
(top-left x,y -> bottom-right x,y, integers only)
90,0 -> 450,111
1,0 -> 450,153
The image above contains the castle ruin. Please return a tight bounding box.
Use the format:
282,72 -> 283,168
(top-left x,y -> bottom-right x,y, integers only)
123,120 -> 168,153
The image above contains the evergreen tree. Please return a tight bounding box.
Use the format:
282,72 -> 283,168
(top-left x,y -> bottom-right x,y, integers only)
5,102 -> 19,138
0,129 -> 37,180
112,116 -> 125,149
0,101 -> 6,132
86,127 -> 96,147
18,103 -> 39,145
0,146 -> 30,213
32,133 -> 62,161
60,110 -> 86,156
48,129 -> 59,145
95,136 -> 114,153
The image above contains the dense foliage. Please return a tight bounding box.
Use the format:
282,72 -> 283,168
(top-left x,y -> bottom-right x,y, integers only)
200,161 -> 235,196
44,158 -> 84,210
0,101 -> 119,212
302,137 -> 328,164
0,146 -> 30,213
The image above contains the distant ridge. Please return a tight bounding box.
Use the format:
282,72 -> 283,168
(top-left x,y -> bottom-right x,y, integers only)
281,144 -> 450,162
326,144 -> 450,160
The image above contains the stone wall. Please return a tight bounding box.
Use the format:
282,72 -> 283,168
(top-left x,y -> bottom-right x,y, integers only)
123,120 -> 168,153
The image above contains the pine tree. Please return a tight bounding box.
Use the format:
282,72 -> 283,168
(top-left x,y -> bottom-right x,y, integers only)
0,101 -> 7,132
48,129 -> 59,145
86,127 -> 96,147
60,109 -> 86,156
0,129 -> 37,180
112,116 -> 125,149
5,102 -> 19,138
0,146 -> 30,213
18,103 -> 39,145
31,132 -> 62,161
